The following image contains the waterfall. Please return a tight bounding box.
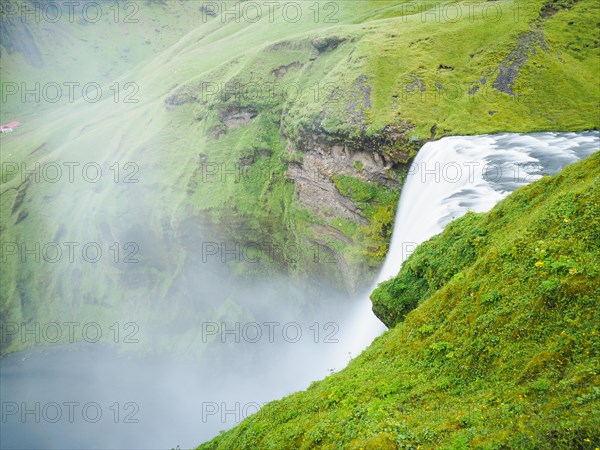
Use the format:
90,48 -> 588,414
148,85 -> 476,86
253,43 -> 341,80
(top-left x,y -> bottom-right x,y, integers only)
2,132 -> 597,448
335,131 -> 599,366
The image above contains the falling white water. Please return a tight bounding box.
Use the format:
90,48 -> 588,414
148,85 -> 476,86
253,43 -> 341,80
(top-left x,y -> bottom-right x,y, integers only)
335,131 -> 599,366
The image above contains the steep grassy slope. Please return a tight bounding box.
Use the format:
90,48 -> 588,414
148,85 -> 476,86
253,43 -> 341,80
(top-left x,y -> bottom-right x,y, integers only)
197,152 -> 599,449
1,0 -> 599,354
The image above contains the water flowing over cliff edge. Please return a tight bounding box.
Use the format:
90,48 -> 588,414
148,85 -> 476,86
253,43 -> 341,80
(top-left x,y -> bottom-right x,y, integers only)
335,131 -> 598,369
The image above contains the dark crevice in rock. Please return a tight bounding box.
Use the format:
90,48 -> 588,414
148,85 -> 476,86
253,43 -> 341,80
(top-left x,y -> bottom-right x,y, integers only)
11,182 -> 29,215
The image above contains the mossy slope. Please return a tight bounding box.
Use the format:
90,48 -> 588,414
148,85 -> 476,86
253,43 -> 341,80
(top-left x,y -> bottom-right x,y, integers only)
198,152 -> 599,449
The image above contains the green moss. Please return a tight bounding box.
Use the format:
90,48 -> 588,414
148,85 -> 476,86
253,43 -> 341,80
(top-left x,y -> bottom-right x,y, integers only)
331,174 -> 400,261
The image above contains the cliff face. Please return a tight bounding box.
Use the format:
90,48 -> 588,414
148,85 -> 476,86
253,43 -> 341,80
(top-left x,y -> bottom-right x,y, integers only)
284,126 -> 417,223
280,125 -> 420,289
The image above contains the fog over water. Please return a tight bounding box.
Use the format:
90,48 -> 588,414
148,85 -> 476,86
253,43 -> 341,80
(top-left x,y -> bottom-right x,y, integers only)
1,131 -> 598,449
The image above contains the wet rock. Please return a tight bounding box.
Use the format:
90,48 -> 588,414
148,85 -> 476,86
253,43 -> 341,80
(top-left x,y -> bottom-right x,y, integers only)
287,156 -> 367,223
165,91 -> 197,106
199,5 -> 218,17
272,61 -> 303,78
406,76 -> 426,93
311,36 -> 346,53
430,124 -> 438,139
219,107 -> 258,128
209,124 -> 227,139
240,155 -> 254,167
469,85 -> 479,95
492,31 -> 548,96
283,126 -> 415,224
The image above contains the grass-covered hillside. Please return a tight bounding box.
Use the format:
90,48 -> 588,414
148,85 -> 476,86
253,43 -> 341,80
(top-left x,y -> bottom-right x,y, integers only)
1,0 -> 599,354
198,152 -> 600,449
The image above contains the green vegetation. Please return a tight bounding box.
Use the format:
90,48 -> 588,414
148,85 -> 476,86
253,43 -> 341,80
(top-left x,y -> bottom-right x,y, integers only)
198,153 -> 600,449
332,173 -> 404,260
160,0 -> 600,287
1,0 -> 598,445
372,211 -> 487,327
